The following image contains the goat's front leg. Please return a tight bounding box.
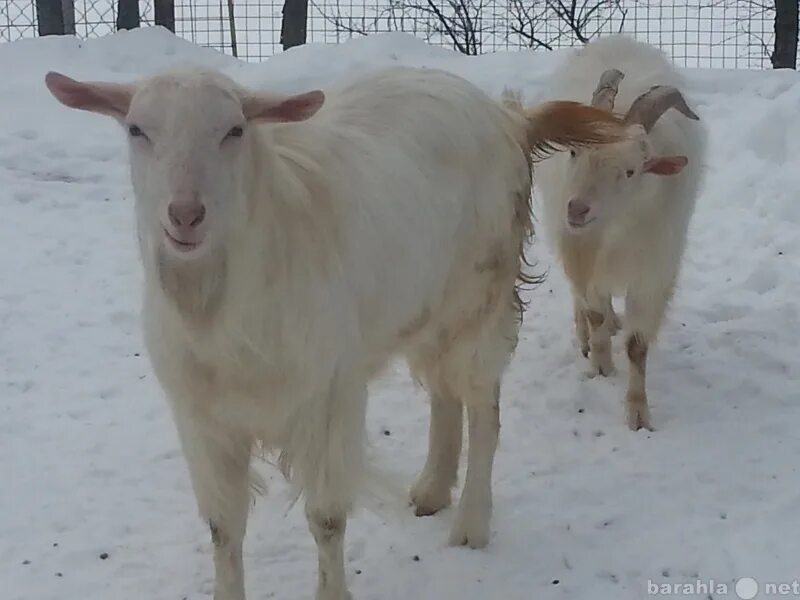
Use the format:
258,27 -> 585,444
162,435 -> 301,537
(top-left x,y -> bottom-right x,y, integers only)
584,292 -> 616,377
623,286 -> 671,431
295,369 -> 366,600
306,506 -> 351,600
624,333 -> 652,431
172,410 -> 252,600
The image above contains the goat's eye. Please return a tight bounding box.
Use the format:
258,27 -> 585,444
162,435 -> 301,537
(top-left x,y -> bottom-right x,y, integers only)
128,124 -> 144,138
570,149 -> 577,158
226,126 -> 244,139
626,169 -> 635,178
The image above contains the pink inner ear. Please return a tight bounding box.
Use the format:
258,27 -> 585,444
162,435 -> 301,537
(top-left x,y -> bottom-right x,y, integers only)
244,90 -> 325,123
643,155 -> 688,176
45,72 -> 133,119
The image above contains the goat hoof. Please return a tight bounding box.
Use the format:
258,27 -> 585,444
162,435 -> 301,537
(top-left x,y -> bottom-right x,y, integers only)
448,521 -> 489,549
625,396 -> 653,431
316,588 -> 352,600
597,364 -> 616,377
583,363 -> 616,379
448,504 -> 490,549
412,500 -> 447,517
581,368 -> 598,380
409,478 -> 452,517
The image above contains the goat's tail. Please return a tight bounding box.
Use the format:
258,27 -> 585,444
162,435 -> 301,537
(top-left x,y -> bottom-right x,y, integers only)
502,87 -> 627,161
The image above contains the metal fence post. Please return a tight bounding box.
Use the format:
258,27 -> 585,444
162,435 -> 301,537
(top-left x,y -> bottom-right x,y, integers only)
61,0 -> 75,33
226,0 -> 238,57
154,0 -> 175,32
771,0 -> 799,69
117,0 -> 141,30
36,0 -> 75,35
280,0 -> 308,50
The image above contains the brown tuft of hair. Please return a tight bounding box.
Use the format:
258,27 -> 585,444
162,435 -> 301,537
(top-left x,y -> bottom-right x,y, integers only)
523,100 -> 628,161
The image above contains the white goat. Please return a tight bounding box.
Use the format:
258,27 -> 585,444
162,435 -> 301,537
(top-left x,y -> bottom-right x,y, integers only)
534,35 -> 707,431
45,65 -> 622,599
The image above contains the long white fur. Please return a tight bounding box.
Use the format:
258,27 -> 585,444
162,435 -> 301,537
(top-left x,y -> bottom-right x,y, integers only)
43,50 -> 636,597
534,35 -> 708,431
58,65 -> 536,600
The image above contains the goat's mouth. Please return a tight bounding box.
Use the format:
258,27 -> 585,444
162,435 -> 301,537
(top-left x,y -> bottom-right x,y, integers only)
567,216 -> 597,231
163,228 -> 203,253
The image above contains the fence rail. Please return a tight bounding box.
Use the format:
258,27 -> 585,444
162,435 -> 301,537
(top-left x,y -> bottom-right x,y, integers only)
1,0 -> 798,68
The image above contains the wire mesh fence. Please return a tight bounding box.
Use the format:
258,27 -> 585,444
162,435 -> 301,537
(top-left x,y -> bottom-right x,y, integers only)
2,0 -> 37,40
0,0 -> 789,68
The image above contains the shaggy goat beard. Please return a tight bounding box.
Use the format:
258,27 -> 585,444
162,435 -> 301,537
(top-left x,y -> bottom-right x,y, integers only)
153,239 -> 230,325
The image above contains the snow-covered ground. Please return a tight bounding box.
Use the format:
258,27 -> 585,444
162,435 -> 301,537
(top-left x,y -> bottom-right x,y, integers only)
2,27 -> 799,600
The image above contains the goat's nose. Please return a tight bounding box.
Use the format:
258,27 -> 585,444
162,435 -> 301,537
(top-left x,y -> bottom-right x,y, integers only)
168,199 -> 206,229
567,198 -> 591,220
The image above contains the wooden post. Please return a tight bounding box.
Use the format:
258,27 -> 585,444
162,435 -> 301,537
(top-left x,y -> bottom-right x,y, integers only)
771,0 -> 799,69
36,0 -> 75,35
154,0 -> 175,32
117,0 -> 141,30
280,0 -> 308,50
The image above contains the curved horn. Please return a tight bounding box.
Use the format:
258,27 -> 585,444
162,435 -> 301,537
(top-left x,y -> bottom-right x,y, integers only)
623,85 -> 700,132
591,68 -> 625,111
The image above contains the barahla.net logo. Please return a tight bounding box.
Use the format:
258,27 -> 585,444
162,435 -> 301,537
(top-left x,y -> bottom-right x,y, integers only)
647,577 -> 800,598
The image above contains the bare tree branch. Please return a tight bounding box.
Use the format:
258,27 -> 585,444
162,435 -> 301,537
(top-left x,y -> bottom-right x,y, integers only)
507,0 -> 554,50
507,0 -> 626,48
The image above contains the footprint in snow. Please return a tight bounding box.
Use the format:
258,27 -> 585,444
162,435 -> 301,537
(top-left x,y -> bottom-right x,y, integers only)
15,129 -> 37,141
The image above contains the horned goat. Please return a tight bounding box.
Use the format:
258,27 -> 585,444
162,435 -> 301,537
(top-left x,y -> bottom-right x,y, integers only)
45,64 -> 623,599
533,35 -> 707,431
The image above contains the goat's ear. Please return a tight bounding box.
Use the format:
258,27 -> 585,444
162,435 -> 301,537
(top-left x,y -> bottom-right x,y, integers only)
242,90 -> 325,123
643,155 -> 688,176
45,71 -> 134,120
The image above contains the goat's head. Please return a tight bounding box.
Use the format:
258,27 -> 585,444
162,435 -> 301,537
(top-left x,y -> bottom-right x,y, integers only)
562,69 -> 699,234
45,69 -> 324,261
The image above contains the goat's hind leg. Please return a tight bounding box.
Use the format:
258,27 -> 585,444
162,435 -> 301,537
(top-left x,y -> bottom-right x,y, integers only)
606,296 -> 622,336
574,296 -> 590,358
574,293 -> 618,362
409,364 -> 464,517
442,307 -> 517,549
448,382 -> 500,549
585,291 -> 616,377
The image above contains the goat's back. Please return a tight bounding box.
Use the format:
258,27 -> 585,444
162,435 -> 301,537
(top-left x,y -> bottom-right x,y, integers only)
546,35 -> 681,109
263,66 -> 533,363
